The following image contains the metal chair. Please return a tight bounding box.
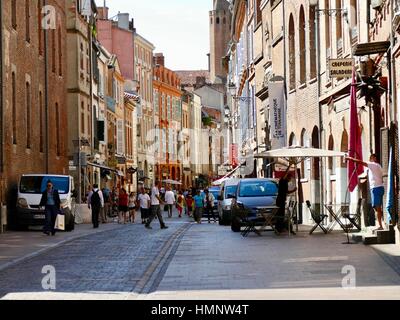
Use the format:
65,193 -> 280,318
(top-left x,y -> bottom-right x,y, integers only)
306,201 -> 328,235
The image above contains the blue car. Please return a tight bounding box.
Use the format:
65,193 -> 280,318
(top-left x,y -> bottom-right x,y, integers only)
230,178 -> 278,232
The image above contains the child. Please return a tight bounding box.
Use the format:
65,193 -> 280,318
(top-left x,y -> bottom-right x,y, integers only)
176,191 -> 185,218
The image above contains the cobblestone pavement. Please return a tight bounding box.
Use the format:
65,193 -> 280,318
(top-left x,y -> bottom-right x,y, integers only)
0,216 -> 191,299
1,214 -> 400,300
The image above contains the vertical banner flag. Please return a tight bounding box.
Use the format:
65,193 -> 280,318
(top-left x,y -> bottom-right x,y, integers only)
348,67 -> 364,192
269,81 -> 287,149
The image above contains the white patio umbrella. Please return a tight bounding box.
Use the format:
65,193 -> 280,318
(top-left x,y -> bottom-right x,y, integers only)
162,179 -> 182,185
254,146 -> 346,232
254,146 -> 346,164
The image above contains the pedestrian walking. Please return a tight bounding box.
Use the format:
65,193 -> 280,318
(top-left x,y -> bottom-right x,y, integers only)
193,190 -> 205,224
138,188 -> 151,224
39,180 -> 61,236
204,189 -> 217,223
176,191 -> 185,218
128,192 -> 137,223
186,193 -> 194,217
87,184 -> 104,229
145,180 -> 168,230
102,186 -> 111,221
275,172 -> 296,234
346,154 -> 385,231
118,188 -> 129,224
165,186 -> 175,218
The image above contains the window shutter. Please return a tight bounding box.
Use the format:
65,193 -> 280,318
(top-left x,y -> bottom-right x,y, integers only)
117,119 -> 125,155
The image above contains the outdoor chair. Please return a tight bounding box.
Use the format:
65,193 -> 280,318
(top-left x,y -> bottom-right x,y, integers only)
341,198 -> 363,232
307,201 -> 328,235
241,216 -> 265,237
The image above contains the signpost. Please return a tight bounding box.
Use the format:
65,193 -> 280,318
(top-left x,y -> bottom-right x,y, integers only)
328,59 -> 354,78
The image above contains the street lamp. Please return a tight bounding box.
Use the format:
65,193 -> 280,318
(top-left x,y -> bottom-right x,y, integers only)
227,82 -> 252,102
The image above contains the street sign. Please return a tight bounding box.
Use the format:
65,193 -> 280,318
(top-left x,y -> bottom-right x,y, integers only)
218,167 -> 228,176
328,59 -> 354,78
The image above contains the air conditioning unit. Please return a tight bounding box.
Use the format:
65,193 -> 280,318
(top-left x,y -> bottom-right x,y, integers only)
371,0 -> 383,10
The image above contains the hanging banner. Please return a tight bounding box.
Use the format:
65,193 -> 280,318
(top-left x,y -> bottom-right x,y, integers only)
269,81 -> 287,149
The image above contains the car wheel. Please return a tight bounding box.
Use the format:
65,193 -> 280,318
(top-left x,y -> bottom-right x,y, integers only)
231,218 -> 241,232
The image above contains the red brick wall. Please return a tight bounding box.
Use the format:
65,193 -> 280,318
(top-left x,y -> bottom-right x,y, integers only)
1,0 -> 68,208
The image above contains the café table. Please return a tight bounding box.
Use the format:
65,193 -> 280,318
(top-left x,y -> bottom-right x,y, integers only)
324,203 -> 351,233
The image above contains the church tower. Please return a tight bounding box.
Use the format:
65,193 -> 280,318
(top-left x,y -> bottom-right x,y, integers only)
209,0 -> 231,84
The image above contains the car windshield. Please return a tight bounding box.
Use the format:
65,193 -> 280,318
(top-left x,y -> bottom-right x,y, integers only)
239,181 -> 278,197
20,176 -> 70,194
225,185 -> 237,196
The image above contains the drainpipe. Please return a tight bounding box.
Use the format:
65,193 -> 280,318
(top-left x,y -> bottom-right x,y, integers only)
44,0 -> 49,173
315,5 -> 324,218
0,0 -> 4,202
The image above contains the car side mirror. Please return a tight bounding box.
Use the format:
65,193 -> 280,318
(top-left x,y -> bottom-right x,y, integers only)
72,190 -> 78,198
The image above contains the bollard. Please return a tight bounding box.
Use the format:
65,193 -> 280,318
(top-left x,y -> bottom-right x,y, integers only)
1,205 -> 7,233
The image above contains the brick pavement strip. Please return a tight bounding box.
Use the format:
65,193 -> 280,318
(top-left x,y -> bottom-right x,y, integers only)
0,223 -> 124,272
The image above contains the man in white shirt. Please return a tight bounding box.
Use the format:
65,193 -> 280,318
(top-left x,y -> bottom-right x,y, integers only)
146,180 -> 168,230
346,154 -> 385,231
87,184 -> 104,229
164,186 -> 176,218
138,188 -> 151,224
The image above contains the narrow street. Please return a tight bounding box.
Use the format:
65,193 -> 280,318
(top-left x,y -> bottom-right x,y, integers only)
1,211 -> 399,300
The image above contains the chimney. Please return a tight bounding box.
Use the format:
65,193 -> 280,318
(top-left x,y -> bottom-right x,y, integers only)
97,7 -> 109,20
117,13 -> 130,30
196,76 -> 206,88
154,53 -> 165,67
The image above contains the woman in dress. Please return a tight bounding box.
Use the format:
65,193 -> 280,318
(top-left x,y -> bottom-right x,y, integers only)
118,188 -> 129,224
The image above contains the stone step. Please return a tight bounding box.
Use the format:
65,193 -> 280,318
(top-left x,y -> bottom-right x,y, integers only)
363,235 -> 378,245
376,229 -> 396,244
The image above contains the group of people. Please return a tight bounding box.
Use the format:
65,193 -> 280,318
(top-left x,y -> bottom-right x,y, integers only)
86,180 -> 220,230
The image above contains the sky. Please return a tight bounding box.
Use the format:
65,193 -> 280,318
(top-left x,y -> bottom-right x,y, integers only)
95,0 -> 212,71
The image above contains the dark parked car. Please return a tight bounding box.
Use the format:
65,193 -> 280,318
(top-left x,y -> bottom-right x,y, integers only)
230,178 -> 278,232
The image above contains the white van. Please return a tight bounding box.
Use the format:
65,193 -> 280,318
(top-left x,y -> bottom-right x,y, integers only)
16,174 -> 76,231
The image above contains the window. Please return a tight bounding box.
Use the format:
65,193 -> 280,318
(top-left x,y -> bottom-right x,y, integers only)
38,0 -> 43,55
12,72 -> 17,145
25,0 -> 31,42
299,6 -> 306,85
309,6 -> 317,80
12,0 -> 17,29
81,102 -> 85,134
80,43 -> 84,71
26,82 -> 31,148
288,14 -> 296,90
52,30 -> 56,73
325,0 -> 331,52
39,91 -> 44,152
216,17 -> 220,24
58,28 -> 62,76
255,0 -> 262,25
55,103 -> 60,156
336,0 -> 343,54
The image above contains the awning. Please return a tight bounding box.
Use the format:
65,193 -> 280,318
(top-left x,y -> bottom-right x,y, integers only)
87,162 -> 117,172
353,41 -> 391,56
124,92 -> 141,103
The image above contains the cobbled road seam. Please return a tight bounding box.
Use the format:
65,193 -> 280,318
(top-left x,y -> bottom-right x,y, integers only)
133,223 -> 192,294
0,225 -> 123,273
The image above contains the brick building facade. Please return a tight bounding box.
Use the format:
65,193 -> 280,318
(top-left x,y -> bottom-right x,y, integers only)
1,0 -> 68,222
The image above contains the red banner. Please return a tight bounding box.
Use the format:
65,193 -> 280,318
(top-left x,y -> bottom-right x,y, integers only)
230,144 -> 239,167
